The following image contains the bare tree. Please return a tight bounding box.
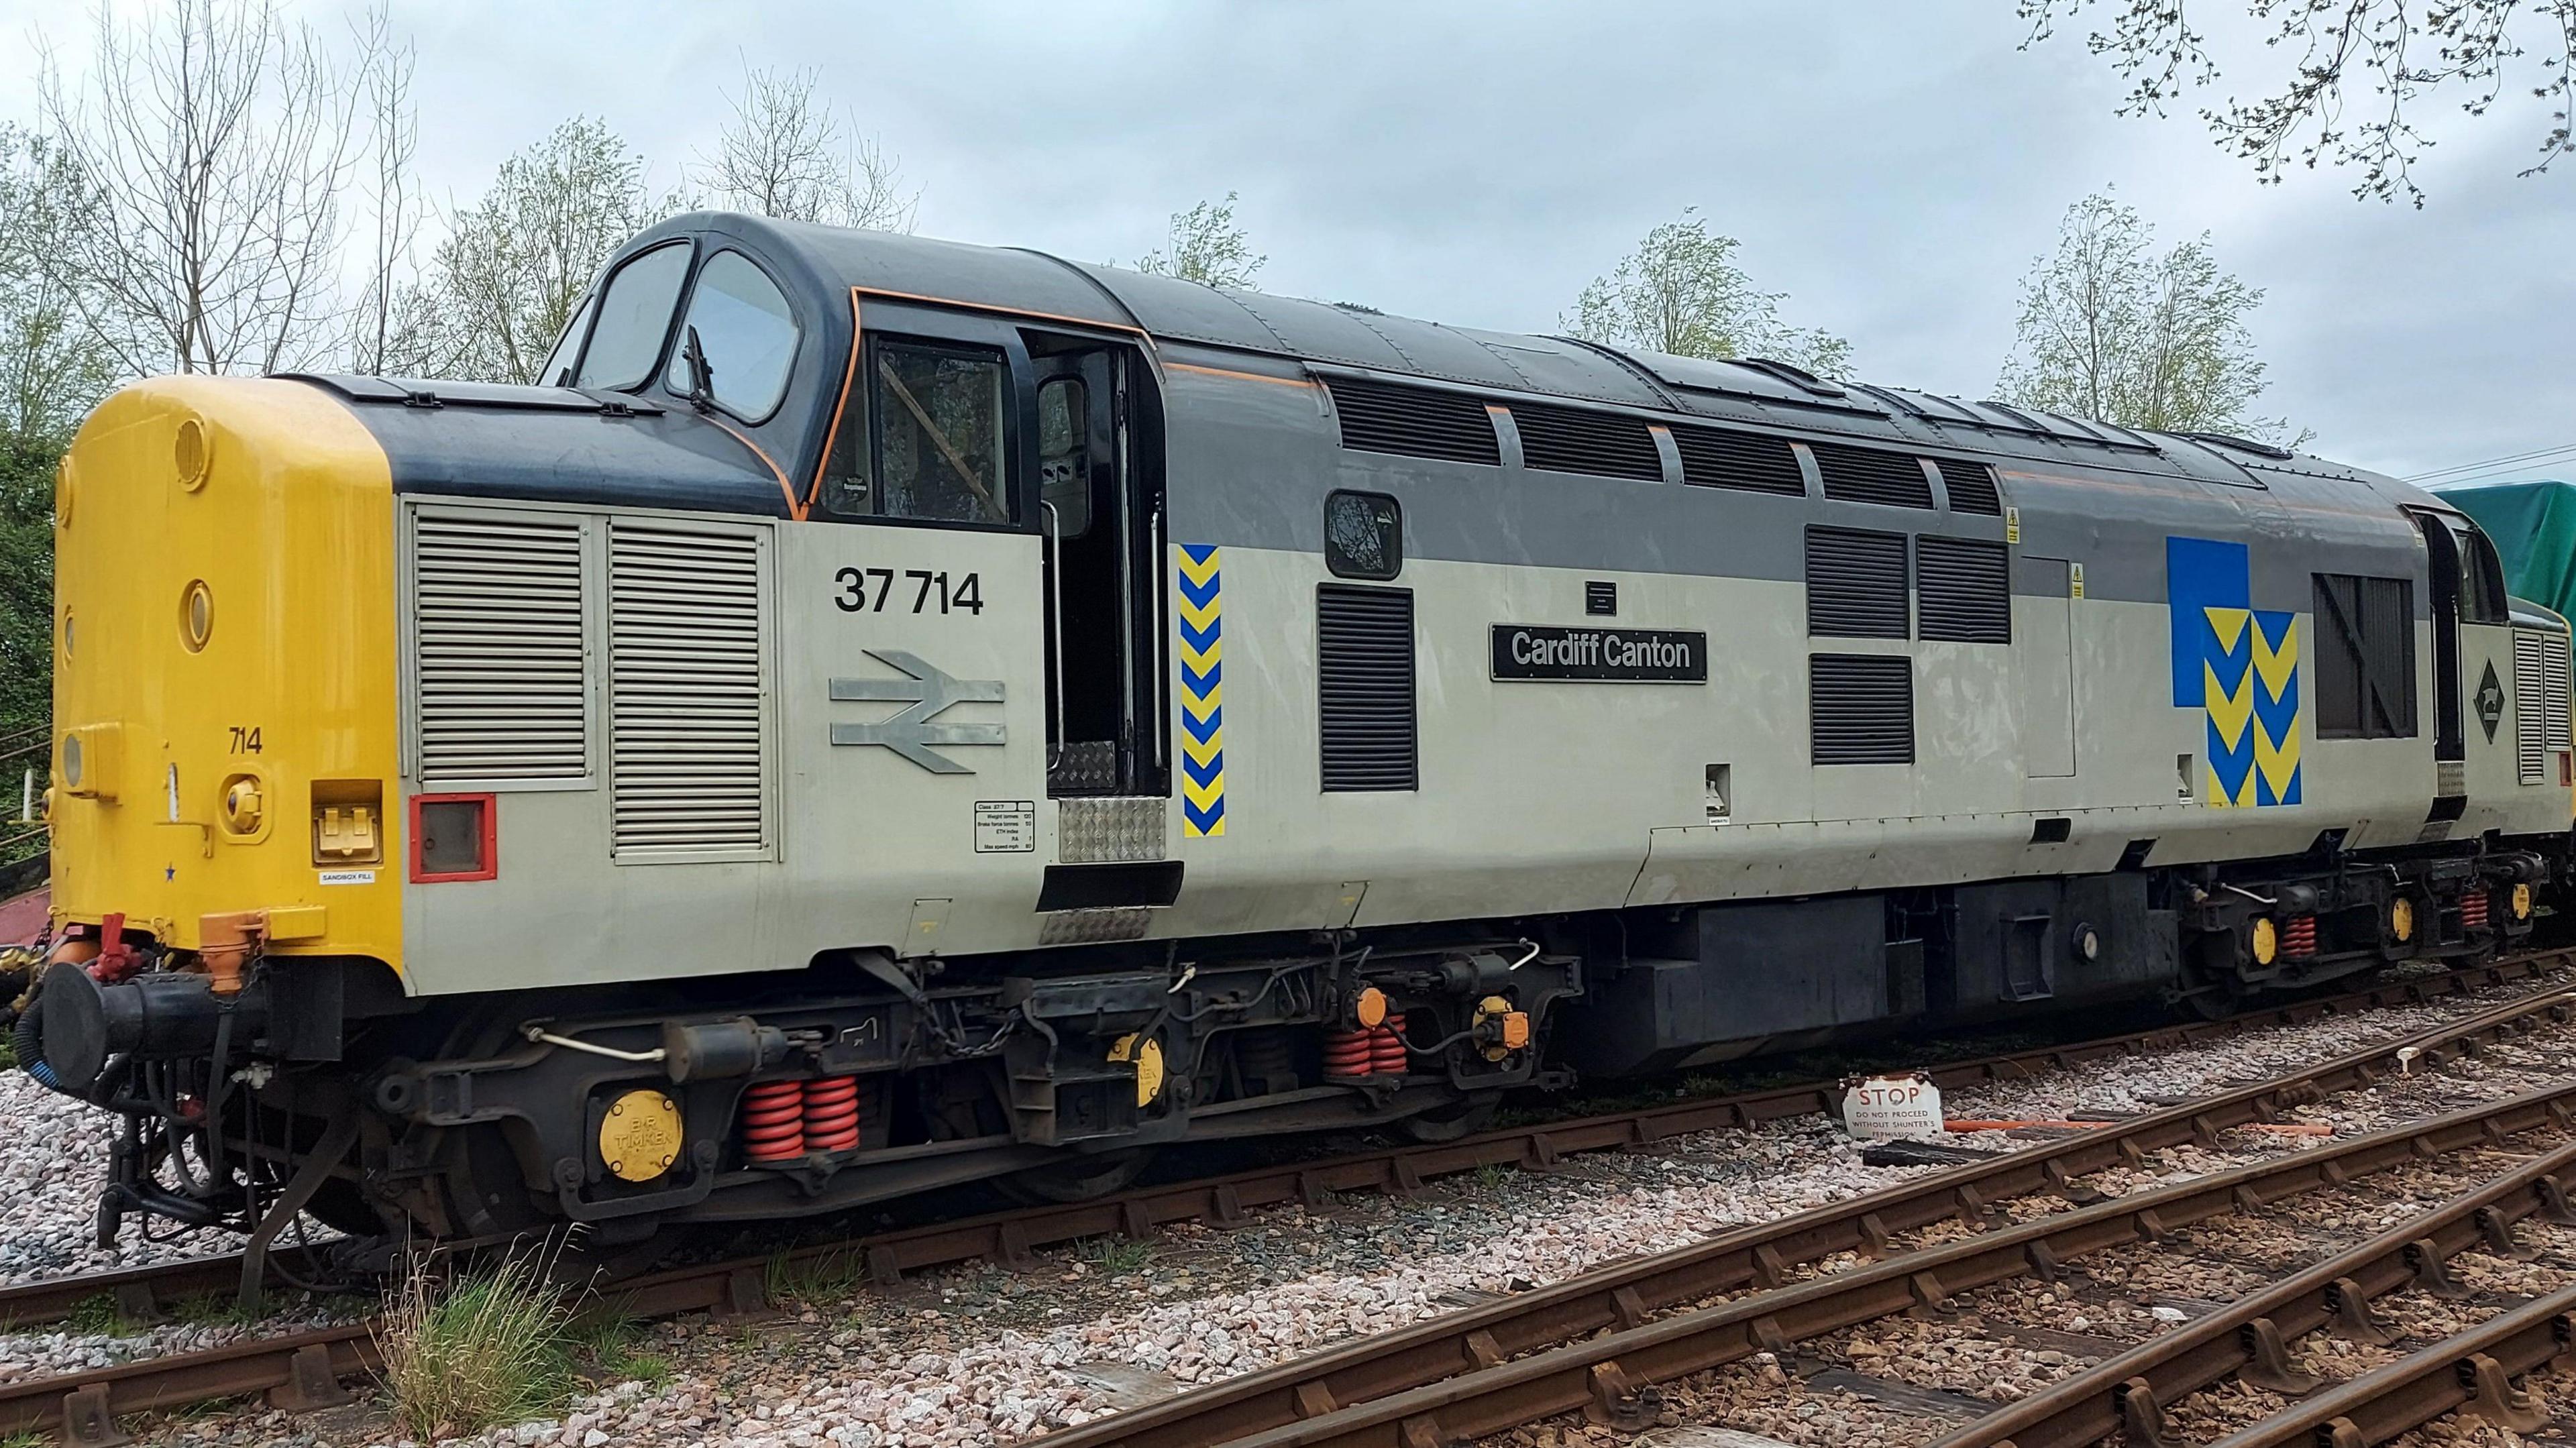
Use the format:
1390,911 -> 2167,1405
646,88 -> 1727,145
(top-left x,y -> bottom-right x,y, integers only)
38,0 -> 369,376
1997,191 -> 2302,442
0,127 -> 117,439
698,63 -> 917,231
345,3 -> 425,376
1564,209 -> 1852,378
407,118 -> 682,385
1133,193 -> 1266,289
2021,0 -> 2576,205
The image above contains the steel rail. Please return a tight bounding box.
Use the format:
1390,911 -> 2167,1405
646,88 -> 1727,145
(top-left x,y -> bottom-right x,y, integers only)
1034,979 -> 2576,1448
1931,1135 -> 2576,1448
0,956 -> 2564,1442
2198,1281 -> 2576,1448
9,953 -> 2546,1338
1181,1082 -> 2576,1448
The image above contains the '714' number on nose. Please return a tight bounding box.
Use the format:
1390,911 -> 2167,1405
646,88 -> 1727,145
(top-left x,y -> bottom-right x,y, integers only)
834,567 -> 983,616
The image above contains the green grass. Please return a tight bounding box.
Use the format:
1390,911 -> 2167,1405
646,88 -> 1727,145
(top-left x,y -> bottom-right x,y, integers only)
1077,1237 -> 1156,1274
0,1431 -> 44,1448
763,1247 -> 865,1309
1469,1162 -> 1514,1192
374,1251 -> 578,1441
168,1291 -> 264,1330
569,1315 -> 676,1391
62,1293 -> 131,1337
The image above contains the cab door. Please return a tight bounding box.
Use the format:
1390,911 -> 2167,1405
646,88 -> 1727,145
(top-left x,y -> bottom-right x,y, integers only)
1030,343 -> 1167,801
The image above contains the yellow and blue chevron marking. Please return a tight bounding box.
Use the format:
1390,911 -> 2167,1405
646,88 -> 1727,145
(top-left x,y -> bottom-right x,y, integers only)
2169,537 -> 2301,806
1176,544 -> 1225,837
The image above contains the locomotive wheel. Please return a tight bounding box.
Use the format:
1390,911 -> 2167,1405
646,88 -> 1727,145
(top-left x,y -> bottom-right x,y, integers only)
1397,1090 -> 1502,1144
994,1148 -> 1156,1205
301,1177 -> 390,1238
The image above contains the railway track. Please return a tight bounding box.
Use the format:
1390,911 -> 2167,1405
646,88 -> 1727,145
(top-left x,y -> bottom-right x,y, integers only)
0,954 -> 2565,1443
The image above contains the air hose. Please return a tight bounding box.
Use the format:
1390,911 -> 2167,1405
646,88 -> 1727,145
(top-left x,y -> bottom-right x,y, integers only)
13,990 -> 65,1095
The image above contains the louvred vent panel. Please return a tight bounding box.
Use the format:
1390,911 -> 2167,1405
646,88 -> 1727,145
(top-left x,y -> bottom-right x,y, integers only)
1811,442 -> 1936,509
1672,426 -> 1807,496
1323,376 -> 1501,466
1509,402 -> 1664,481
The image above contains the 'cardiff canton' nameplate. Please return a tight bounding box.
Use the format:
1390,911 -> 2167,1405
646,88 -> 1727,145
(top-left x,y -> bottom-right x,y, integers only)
1489,625 -> 1709,683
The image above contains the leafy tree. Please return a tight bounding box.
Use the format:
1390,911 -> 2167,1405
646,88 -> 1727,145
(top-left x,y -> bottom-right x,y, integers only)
2020,0 -> 2576,205
1997,190 -> 2300,442
402,118 -> 682,384
1133,193 -> 1266,289
698,64 -> 916,232
1564,209 -> 1852,378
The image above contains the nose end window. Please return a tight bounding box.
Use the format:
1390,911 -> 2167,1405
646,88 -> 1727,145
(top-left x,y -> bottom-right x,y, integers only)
575,241 -> 693,392
665,250 -> 801,421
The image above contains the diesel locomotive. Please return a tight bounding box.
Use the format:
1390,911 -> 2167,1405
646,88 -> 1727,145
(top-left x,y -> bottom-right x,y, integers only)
23,213 -> 2573,1249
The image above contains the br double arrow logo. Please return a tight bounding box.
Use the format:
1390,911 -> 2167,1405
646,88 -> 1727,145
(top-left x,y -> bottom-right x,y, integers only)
828,649 -> 1006,775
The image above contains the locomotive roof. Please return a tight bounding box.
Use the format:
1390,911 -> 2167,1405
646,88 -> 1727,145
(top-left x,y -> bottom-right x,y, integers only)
688,211 -> 2387,498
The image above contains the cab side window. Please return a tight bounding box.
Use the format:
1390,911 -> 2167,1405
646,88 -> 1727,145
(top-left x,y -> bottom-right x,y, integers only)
575,241 -> 692,390
664,251 -> 800,421
537,293 -> 594,387
1036,377 -> 1090,536
820,339 -> 1013,525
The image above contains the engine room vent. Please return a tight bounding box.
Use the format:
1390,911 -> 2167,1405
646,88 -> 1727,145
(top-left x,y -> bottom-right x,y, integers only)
1671,425 -> 1807,496
1806,526 -> 1911,638
1811,442 -> 1936,509
1323,376 -> 1501,466
1507,402 -> 1664,481
1811,653 -> 1915,765
1916,537 -> 2012,643
1935,459 -> 2004,515
1317,584 -> 1418,791
2514,629 -> 2572,784
608,522 -> 771,857
411,509 -> 591,786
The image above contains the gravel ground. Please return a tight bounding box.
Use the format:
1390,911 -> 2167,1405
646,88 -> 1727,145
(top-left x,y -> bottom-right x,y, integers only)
1,968 -> 2558,1448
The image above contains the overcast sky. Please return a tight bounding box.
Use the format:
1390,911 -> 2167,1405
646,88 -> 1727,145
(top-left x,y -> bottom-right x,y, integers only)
3,1 -> 2569,482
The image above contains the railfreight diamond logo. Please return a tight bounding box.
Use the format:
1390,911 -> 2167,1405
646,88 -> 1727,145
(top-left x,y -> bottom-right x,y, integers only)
2167,537 -> 2302,807
1176,545 -> 1226,837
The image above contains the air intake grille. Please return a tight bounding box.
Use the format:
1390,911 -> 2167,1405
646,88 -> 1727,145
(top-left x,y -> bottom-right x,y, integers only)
1811,443 -> 1936,509
1916,537 -> 2012,643
412,510 -> 590,785
1935,459 -> 2003,515
1318,584 -> 1417,791
2515,629 -> 2573,785
1509,402 -> 1664,481
1806,526 -> 1910,638
609,522 -> 769,855
1811,654 -> 1914,765
1671,426 -> 1807,496
1324,376 -> 1501,466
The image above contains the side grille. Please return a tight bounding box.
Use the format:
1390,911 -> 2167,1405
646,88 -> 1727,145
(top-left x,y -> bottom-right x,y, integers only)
1806,526 -> 1910,638
1317,584 -> 1417,791
1916,537 -> 2012,643
1323,376 -> 1501,466
1811,442 -> 1936,509
1811,654 -> 1914,765
1671,425 -> 1807,496
1935,459 -> 2004,515
2515,630 -> 2573,784
609,522 -> 769,855
1508,402 -> 1664,481
412,510 -> 590,785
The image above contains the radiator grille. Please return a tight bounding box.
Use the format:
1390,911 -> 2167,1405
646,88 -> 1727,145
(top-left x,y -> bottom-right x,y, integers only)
412,510 -> 590,785
1671,426 -> 1807,496
1811,654 -> 1915,765
1916,537 -> 2012,643
1317,584 -> 1417,791
1935,459 -> 2004,516
1806,526 -> 1910,638
1323,376 -> 1501,466
1811,443 -> 1936,509
609,522 -> 768,854
1509,402 -> 1664,480
2515,629 -> 2573,784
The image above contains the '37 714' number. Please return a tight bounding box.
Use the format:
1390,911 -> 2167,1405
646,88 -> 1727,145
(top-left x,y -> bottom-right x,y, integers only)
833,568 -> 984,616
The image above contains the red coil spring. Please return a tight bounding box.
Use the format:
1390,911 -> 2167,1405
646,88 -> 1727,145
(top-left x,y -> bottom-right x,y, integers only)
2282,915 -> 2318,958
740,1080 -> 806,1162
1322,1027 -> 1375,1078
804,1075 -> 863,1154
2462,891 -> 2491,931
1370,1023 -> 1409,1076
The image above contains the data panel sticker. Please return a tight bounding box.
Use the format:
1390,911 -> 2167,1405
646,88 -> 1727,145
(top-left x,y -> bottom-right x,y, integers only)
973,800 -> 1036,853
